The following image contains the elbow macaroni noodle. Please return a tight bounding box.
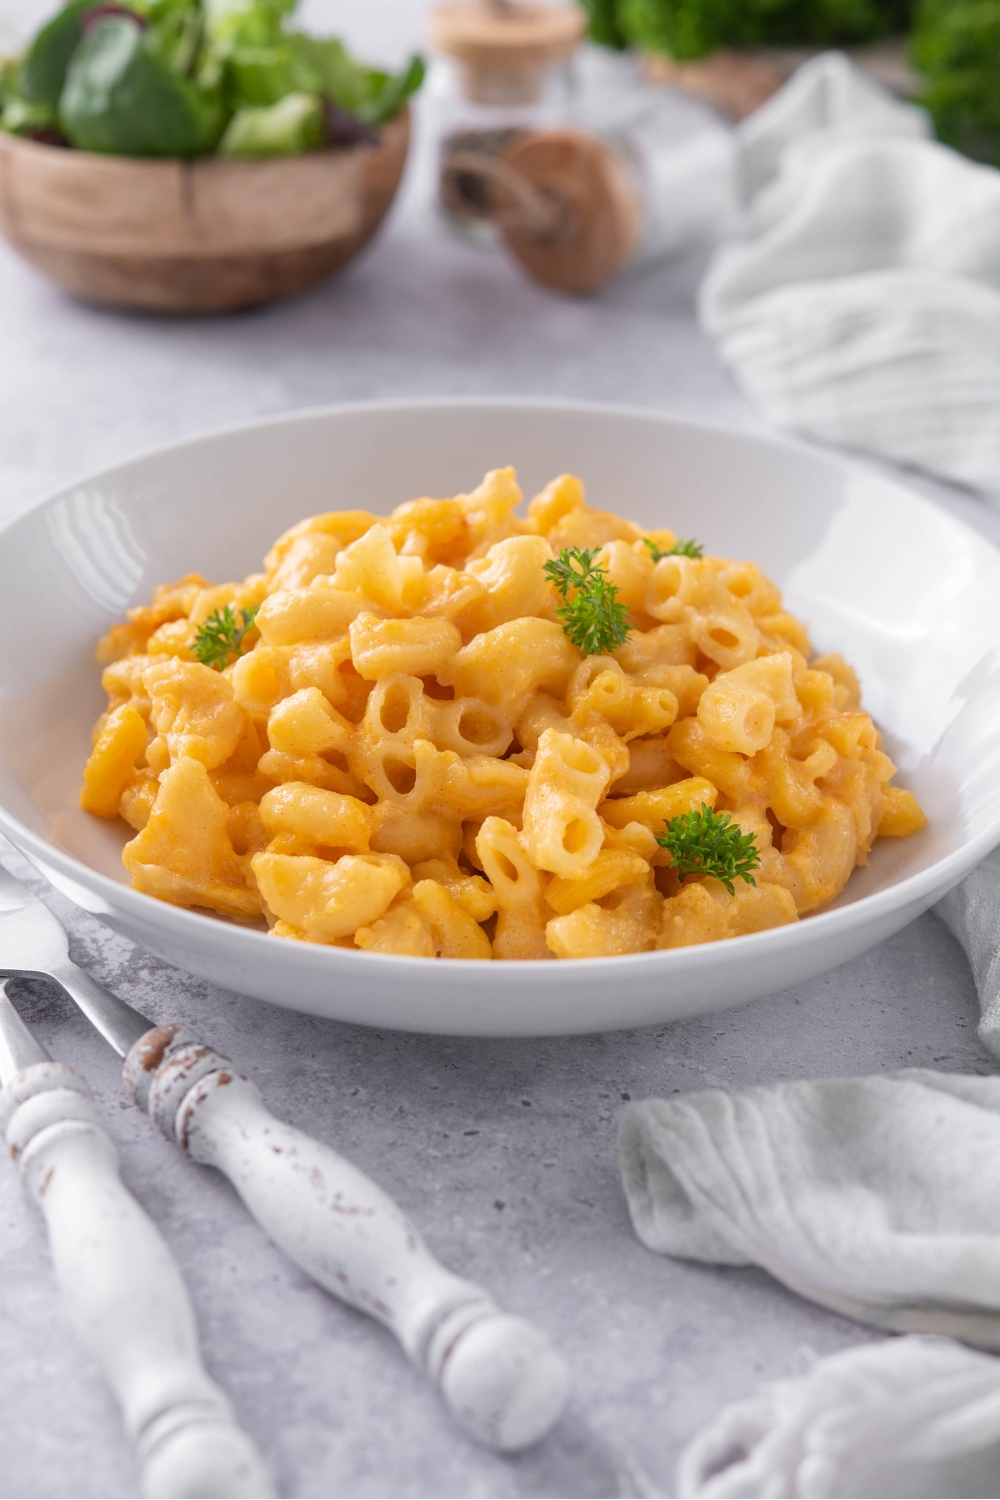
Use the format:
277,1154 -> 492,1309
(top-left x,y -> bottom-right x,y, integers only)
80,468 -> 927,960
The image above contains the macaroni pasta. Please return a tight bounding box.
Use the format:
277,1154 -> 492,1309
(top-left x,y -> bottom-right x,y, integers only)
80,468 -> 926,959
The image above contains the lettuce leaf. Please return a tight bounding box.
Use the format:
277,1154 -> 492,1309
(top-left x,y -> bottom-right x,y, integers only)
20,0 -> 93,105
60,14 -> 222,155
144,0 -> 204,77
1,95 -> 61,137
284,32 -> 375,111
362,54 -> 424,127
6,0 -> 423,158
223,32 -> 423,125
217,87 -> 321,154
224,43 -> 295,105
203,0 -> 295,48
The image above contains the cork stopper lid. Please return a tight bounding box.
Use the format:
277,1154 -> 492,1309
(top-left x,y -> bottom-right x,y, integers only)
429,2 -> 586,104
498,128 -> 641,294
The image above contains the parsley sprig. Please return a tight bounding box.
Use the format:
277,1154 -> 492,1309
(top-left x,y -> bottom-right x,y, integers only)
194,605 -> 260,671
543,547 -> 632,656
644,537 -> 704,562
656,803 -> 760,895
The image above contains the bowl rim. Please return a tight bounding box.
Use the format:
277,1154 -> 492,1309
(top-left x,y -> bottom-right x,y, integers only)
1,393 -> 997,976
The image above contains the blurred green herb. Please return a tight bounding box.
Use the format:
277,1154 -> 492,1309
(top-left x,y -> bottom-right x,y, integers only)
655,803 -> 761,894
194,604 -> 259,669
576,0 -> 1000,172
912,0 -> 1000,165
544,547 -> 632,655
585,0 -> 913,61
579,0 -> 630,46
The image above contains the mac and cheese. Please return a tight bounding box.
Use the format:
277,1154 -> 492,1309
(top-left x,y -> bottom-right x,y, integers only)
80,468 -> 926,959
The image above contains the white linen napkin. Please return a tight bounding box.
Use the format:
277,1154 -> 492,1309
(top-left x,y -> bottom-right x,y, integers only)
937,846 -> 1000,1064
619,856 -> 1000,1498
620,1069 -> 1000,1347
676,1334 -> 1000,1499
698,52 -> 1000,500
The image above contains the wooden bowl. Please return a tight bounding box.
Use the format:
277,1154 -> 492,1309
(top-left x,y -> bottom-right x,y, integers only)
0,109 -> 409,313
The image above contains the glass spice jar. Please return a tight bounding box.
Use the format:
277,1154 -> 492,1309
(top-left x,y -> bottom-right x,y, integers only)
435,42 -> 739,291
425,0 -> 586,242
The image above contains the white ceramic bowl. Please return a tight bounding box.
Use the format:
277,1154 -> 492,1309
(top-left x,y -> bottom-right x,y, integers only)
0,400 -> 997,1036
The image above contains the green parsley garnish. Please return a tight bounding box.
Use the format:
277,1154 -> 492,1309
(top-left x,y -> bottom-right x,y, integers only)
655,803 -> 760,895
643,537 -> 704,562
543,547 -> 632,656
193,605 -> 260,671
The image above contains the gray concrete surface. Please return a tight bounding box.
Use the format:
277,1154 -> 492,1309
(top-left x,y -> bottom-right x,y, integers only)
0,39 -> 998,1496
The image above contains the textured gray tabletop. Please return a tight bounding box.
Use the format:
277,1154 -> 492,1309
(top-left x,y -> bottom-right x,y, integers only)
2,11 -> 1000,1494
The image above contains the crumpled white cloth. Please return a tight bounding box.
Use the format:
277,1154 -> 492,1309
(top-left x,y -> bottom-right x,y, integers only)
698,52 -> 1000,500
620,1069 -> 1000,1347
621,1067 -> 1000,1495
675,1334 -> 1000,1498
937,845 -> 1000,1064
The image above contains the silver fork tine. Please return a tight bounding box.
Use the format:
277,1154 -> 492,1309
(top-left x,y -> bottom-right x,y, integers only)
0,865 -> 149,1055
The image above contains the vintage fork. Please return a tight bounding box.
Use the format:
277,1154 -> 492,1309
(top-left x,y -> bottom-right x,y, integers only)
0,862 -> 569,1452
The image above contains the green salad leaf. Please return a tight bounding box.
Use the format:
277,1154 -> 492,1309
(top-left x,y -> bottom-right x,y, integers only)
144,0 -> 205,78
223,42 -> 295,105
285,32 -> 371,108
281,34 -> 424,124
4,0 -> 424,159
20,0 -> 92,106
218,88 -> 321,155
60,15 -> 222,156
363,54 -> 425,128
203,0 -> 296,49
219,32 -> 423,139
0,94 -> 61,138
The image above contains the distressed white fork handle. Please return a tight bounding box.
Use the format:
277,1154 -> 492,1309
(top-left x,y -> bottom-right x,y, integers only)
124,1024 -> 570,1452
0,1059 -> 274,1499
